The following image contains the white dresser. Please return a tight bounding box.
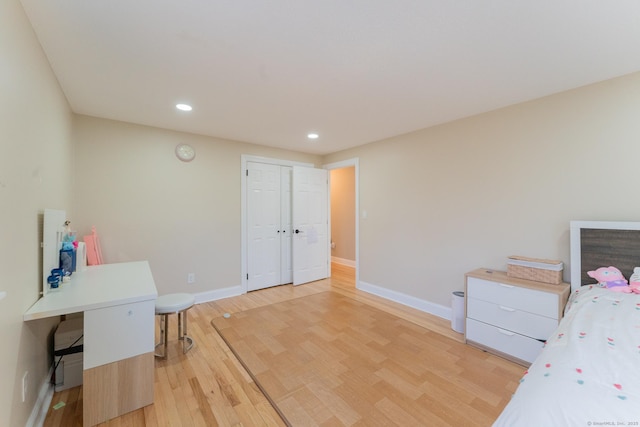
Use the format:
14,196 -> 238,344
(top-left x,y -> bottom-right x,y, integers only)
465,268 -> 570,366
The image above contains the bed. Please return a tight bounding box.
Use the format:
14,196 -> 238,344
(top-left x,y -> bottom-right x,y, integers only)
493,221 -> 640,426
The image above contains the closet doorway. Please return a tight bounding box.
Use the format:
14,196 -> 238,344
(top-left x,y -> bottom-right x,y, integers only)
242,155 -> 330,292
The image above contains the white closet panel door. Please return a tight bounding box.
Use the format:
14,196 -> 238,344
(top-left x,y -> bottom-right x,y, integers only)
247,162 -> 281,291
292,166 -> 329,286
280,166 -> 293,284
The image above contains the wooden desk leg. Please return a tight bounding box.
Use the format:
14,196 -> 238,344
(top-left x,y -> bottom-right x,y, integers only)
83,352 -> 154,426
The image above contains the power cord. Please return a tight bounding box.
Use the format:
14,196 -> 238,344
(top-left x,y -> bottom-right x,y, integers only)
51,334 -> 84,385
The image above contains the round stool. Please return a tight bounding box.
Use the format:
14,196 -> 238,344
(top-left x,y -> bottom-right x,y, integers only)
155,293 -> 195,359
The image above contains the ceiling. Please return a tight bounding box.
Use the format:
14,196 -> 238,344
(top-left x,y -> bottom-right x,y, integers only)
20,1 -> 640,155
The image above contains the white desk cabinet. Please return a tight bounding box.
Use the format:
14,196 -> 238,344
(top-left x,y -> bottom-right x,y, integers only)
464,268 -> 570,366
83,299 -> 155,370
24,261 -> 157,426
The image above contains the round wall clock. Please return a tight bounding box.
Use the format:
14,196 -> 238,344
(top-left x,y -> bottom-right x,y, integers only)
175,143 -> 195,162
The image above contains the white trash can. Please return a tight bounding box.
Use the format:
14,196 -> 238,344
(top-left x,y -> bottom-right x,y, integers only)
451,291 -> 465,333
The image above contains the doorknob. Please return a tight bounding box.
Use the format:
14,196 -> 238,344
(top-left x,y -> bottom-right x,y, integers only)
295,229 -> 303,234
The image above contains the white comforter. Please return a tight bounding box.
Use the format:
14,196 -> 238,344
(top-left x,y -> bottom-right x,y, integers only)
494,285 -> 640,426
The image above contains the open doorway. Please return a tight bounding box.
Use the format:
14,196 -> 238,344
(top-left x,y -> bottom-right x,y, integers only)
325,158 -> 359,288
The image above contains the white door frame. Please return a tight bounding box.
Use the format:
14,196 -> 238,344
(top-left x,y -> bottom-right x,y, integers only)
241,155 -> 313,294
323,158 -> 360,289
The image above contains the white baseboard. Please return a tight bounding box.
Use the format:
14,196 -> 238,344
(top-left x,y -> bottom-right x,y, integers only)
26,366 -> 54,427
358,280 -> 452,320
194,285 -> 243,304
331,256 -> 356,268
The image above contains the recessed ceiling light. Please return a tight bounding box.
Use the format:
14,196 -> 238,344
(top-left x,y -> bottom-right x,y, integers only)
307,133 -> 319,140
176,103 -> 192,111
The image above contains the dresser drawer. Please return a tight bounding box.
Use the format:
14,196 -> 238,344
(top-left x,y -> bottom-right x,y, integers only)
466,277 -> 558,319
466,318 -> 544,364
467,297 -> 557,341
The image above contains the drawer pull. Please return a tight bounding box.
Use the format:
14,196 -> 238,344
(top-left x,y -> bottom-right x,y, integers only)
499,283 -> 515,289
499,305 -> 516,312
497,328 -> 515,336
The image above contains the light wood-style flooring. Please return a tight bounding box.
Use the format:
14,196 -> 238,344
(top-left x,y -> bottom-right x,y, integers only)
43,264 -> 524,426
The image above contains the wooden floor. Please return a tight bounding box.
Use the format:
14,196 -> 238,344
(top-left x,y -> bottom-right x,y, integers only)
43,264 -> 524,426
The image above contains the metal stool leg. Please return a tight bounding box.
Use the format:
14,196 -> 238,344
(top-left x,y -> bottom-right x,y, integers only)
178,310 -> 182,341
180,309 -> 194,354
163,314 -> 169,357
155,309 -> 194,358
155,314 -> 169,359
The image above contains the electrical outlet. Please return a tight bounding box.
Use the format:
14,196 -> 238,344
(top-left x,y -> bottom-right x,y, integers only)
187,273 -> 195,284
22,371 -> 28,402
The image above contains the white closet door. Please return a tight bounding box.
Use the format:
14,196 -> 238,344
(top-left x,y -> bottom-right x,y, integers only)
292,166 -> 329,286
247,162 -> 280,291
280,166 -> 293,284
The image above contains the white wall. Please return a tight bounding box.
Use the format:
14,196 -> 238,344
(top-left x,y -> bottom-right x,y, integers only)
0,1 -> 74,425
72,115 -> 322,297
324,72 -> 640,308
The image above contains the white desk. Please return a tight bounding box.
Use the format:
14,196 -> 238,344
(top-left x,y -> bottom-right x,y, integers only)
24,261 -> 158,426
